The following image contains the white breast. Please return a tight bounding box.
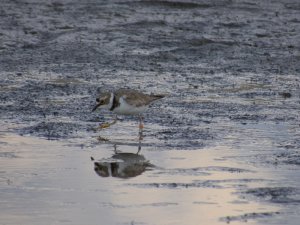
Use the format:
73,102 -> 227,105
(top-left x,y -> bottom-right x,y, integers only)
113,97 -> 148,115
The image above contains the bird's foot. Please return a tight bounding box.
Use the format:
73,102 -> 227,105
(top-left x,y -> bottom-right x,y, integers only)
94,118 -> 118,131
138,131 -> 144,141
93,122 -> 112,131
99,122 -> 112,129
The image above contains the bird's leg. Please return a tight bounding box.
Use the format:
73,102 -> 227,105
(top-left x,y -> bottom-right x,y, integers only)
137,141 -> 141,154
137,116 -> 143,153
97,115 -> 118,130
139,116 -> 144,130
138,115 -> 144,140
95,116 -> 118,141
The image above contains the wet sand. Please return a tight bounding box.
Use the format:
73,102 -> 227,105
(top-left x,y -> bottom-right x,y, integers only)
1,0 -> 300,224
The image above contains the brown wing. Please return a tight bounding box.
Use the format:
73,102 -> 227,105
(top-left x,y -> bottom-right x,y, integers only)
115,89 -> 164,107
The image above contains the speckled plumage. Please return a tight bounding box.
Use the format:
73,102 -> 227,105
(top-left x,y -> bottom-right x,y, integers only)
93,88 -> 164,115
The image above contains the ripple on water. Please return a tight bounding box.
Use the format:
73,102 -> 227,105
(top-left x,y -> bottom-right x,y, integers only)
220,211 -> 280,223
241,187 -> 300,204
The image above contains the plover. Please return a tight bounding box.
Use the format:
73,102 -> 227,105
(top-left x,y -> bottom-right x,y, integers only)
92,88 -> 164,138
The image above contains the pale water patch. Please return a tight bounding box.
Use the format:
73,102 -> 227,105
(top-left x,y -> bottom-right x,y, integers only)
0,133 -> 284,225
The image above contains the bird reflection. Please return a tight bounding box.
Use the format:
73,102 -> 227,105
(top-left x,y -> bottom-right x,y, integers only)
91,144 -> 153,178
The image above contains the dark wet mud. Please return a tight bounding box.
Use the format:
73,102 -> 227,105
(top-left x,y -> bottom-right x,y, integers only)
1,0 -> 300,224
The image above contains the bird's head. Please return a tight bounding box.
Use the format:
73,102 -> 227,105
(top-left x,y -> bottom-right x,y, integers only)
92,92 -> 112,112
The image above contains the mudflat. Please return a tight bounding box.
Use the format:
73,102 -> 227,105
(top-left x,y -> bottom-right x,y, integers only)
1,1 -> 300,224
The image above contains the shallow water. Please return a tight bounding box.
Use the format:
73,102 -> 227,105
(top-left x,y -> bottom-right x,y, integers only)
1,0 -> 300,224
1,121 -> 300,225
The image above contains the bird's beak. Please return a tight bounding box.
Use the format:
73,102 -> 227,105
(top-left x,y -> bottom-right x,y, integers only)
92,103 -> 101,112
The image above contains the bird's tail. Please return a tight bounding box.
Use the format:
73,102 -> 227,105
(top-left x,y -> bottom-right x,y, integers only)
150,94 -> 165,101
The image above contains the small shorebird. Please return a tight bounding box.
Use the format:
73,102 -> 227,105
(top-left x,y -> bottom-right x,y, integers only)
92,88 -> 165,138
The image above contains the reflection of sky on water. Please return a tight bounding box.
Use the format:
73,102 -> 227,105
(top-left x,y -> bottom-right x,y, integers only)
1,133 -> 291,225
